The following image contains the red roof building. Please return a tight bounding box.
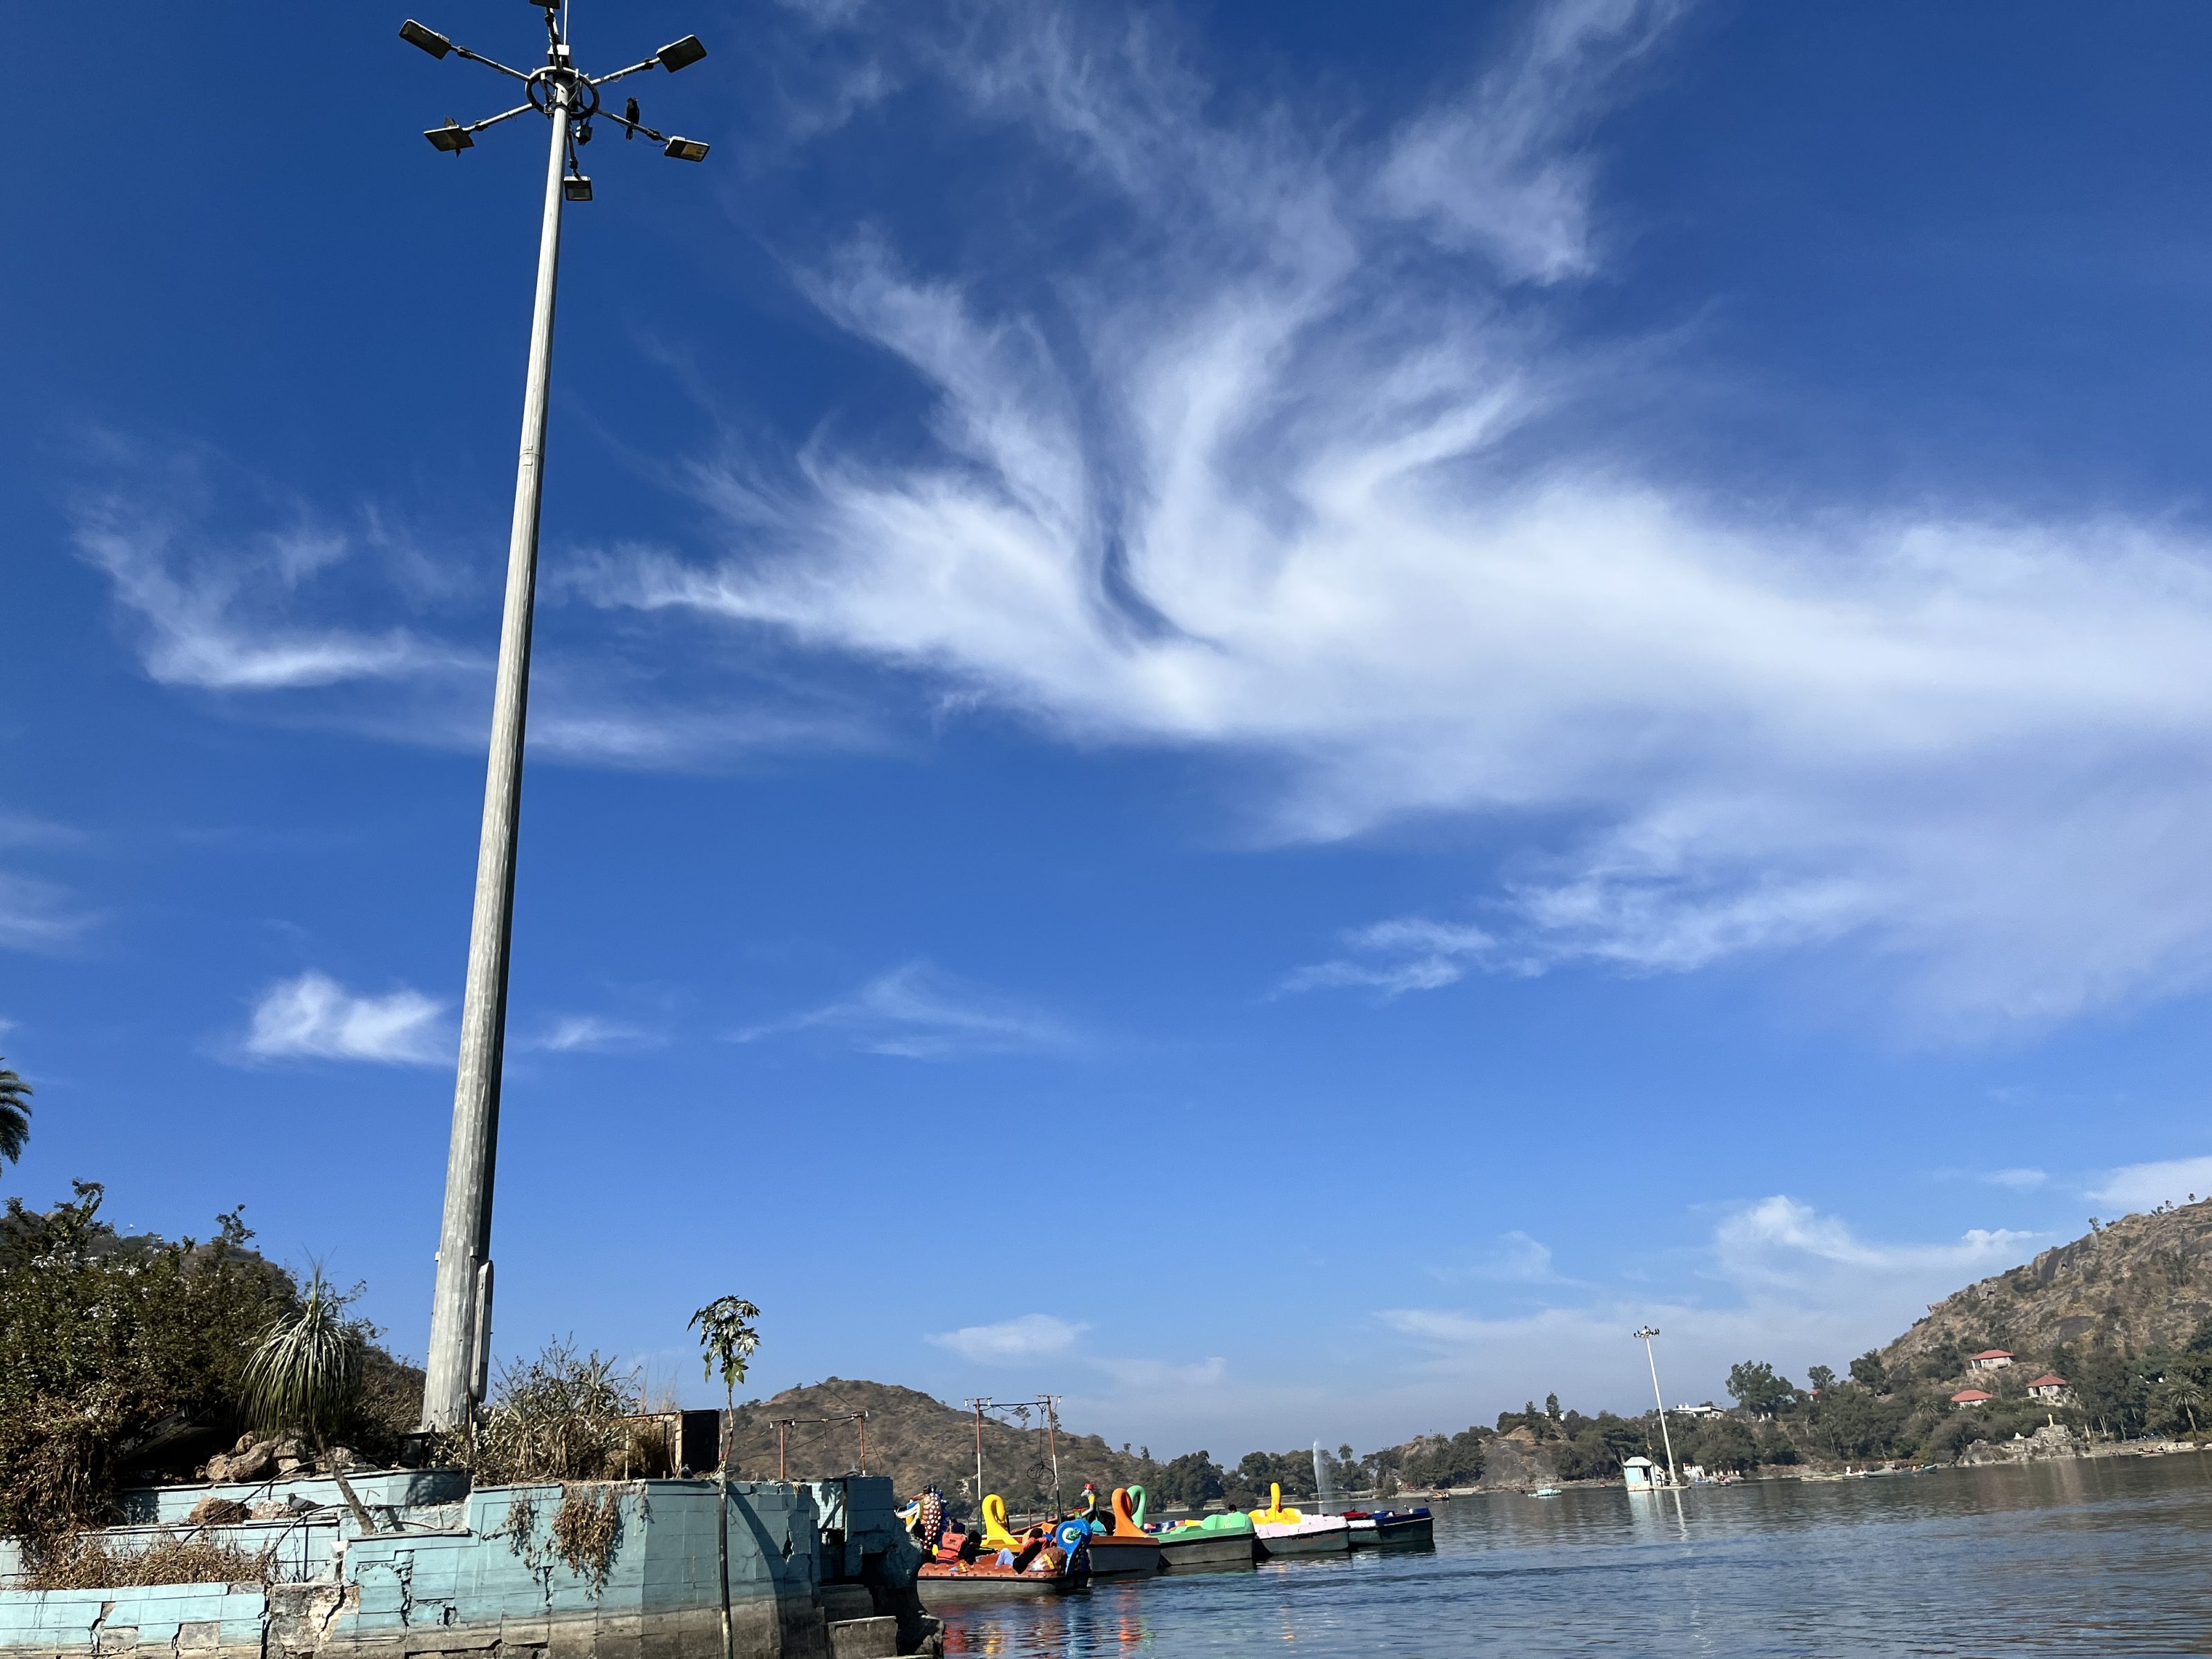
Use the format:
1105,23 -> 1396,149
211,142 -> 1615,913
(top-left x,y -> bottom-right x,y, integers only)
1966,1349 -> 2016,1371
1950,1388 -> 1995,1405
2027,1374 -> 2069,1400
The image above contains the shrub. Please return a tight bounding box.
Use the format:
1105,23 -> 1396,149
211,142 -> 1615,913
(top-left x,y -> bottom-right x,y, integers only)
0,1185 -> 294,1546
473,1340 -> 640,1483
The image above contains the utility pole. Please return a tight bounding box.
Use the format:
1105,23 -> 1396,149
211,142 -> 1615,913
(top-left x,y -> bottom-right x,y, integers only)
1634,1326 -> 1680,1488
397,2 -> 712,1432
1042,1395 -> 1063,1518
965,1400 -> 988,1515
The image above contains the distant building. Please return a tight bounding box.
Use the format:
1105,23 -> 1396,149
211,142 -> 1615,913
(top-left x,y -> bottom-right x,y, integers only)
1950,1389 -> 1994,1406
2026,1374 -> 2070,1402
1622,1456 -> 1661,1490
1671,1403 -> 1725,1420
1967,1349 -> 2015,1371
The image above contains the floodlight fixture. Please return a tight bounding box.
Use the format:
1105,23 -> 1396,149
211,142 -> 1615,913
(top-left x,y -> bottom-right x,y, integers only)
400,19 -> 453,57
397,2 -> 713,1436
657,34 -> 707,72
1633,1327 -> 1679,1488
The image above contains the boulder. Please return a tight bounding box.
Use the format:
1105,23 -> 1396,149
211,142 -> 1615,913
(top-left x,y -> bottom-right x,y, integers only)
206,1440 -> 277,1483
187,1497 -> 251,1527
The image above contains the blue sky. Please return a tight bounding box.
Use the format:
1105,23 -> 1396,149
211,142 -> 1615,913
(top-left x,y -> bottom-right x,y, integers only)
10,0 -> 2212,1456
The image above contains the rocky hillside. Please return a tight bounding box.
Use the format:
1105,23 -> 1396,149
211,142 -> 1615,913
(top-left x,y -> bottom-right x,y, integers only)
1883,1198 -> 2212,1366
724,1379 -> 1161,1516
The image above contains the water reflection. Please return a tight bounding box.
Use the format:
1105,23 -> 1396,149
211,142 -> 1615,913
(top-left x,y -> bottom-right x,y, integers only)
932,1455 -> 2212,1656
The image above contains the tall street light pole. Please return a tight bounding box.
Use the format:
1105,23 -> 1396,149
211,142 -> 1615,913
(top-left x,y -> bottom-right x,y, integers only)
1633,1325 -> 1680,1488
399,1 -> 713,1434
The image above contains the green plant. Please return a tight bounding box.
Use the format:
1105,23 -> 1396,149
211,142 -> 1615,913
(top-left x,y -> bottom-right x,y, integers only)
243,1268 -> 366,1450
689,1296 -> 761,1466
0,1058 -> 30,1178
0,1183 -> 296,1548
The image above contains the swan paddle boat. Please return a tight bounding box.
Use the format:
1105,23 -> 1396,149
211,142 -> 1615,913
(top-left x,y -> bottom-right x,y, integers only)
1248,1484 -> 1350,1558
1154,1504 -> 1258,1571
912,1492 -> 1091,1599
1081,1486 -> 1165,1576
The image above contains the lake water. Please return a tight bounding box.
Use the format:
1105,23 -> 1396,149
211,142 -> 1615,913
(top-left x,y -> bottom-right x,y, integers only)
932,1454 -> 2212,1656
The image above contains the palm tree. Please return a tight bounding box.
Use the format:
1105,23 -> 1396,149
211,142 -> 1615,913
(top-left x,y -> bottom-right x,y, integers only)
0,1058 -> 31,1177
2157,1377 -> 2204,1438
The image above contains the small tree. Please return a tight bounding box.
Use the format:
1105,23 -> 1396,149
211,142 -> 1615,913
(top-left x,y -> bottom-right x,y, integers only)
1806,1365 -> 1837,1394
689,1297 -> 758,1659
242,1268 -> 366,1452
1849,1351 -> 1890,1393
0,1058 -> 31,1180
688,1297 -> 760,1470
1726,1360 -> 1797,1417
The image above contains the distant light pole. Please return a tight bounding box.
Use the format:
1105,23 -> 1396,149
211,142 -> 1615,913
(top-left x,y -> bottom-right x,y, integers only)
401,0 -> 712,1434
1633,1326 -> 1680,1488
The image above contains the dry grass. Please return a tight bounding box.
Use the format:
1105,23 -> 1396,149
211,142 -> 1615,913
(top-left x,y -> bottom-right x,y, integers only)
26,1530 -> 274,1590
472,1340 -> 635,1483
550,1485 -> 625,1597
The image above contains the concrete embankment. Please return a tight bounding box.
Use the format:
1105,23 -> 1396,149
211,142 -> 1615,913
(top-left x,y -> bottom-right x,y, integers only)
0,1472 -> 935,1659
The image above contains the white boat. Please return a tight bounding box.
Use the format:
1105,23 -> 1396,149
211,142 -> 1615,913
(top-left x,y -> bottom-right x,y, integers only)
1255,1515 -> 1351,1557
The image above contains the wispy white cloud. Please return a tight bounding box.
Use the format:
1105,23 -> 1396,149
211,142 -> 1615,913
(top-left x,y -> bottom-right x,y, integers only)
1430,1230 -> 1572,1286
1089,1355 -> 1228,1390
924,1312 -> 1226,1404
2087,1156 -> 2212,1214
564,0 -> 2212,1035
238,971 -> 450,1067
70,479 -> 471,692
1710,1194 -> 2034,1290
0,873 -> 97,953
66,451 -> 874,773
1983,1167 -> 2049,1192
1379,1195 -> 2039,1409
927,1313 -> 1090,1363
520,1014 -> 664,1054
734,960 -> 1075,1060
1379,0 -> 1685,283
1282,918 -> 1497,997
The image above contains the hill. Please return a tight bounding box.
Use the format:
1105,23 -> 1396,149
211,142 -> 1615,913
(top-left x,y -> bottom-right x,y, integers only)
1882,1197 -> 2212,1367
724,1379 -> 1163,1517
